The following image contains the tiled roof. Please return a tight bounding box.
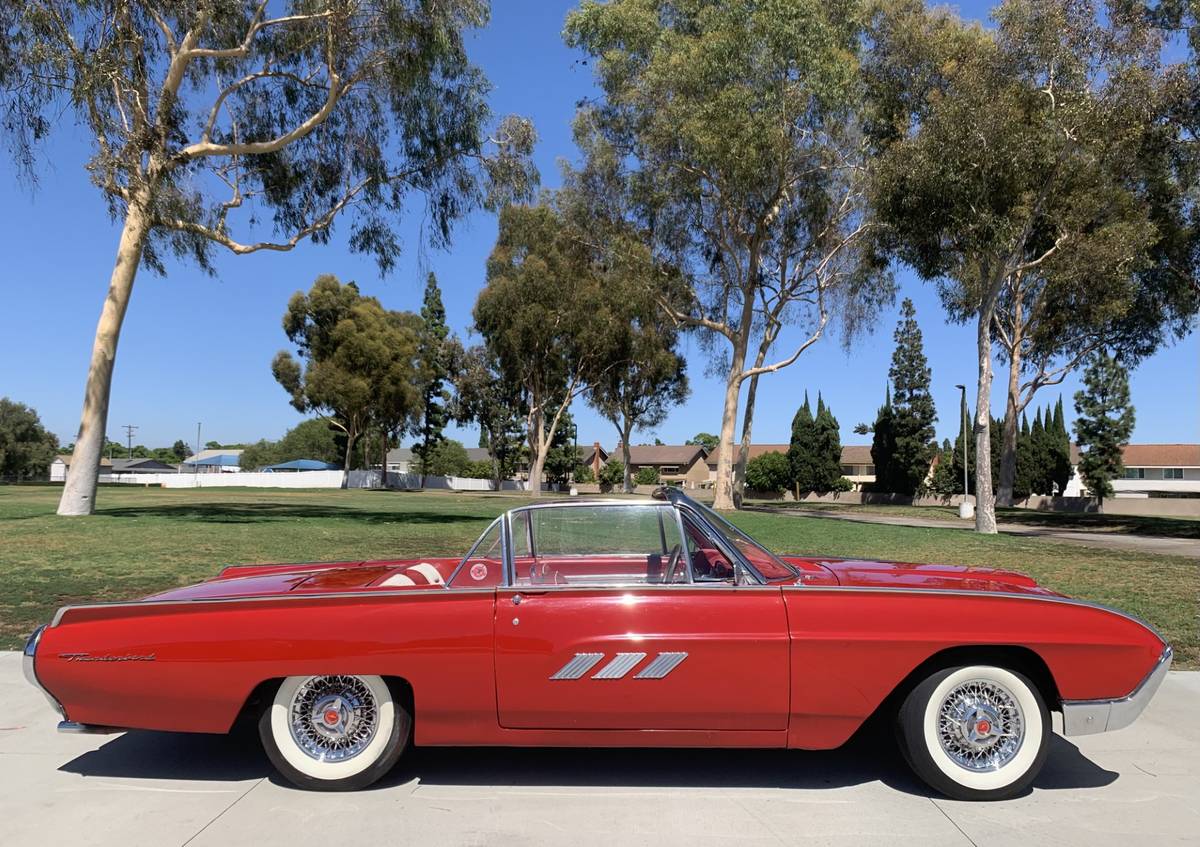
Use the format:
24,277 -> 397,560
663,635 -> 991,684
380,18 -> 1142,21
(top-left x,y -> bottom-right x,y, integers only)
615,445 -> 707,466
1119,444 -> 1200,467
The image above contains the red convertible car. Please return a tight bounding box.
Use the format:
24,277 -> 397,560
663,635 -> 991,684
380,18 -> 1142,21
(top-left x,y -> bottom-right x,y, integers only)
24,489 -> 1170,800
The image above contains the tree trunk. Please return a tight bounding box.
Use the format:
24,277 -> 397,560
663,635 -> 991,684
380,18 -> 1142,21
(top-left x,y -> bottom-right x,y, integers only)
526,406 -> 545,495
712,342 -> 748,511
973,309 -> 998,534
621,420 -> 634,493
732,373 -> 761,508
996,346 -> 1023,507
57,195 -> 154,516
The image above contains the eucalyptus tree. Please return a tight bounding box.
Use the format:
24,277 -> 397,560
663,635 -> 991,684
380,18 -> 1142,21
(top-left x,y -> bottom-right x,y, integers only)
565,0 -> 890,510
272,275 -> 422,470
585,280 -> 689,494
1,0 -> 535,514
473,201 -> 616,492
865,0 -> 1191,530
449,345 -> 525,491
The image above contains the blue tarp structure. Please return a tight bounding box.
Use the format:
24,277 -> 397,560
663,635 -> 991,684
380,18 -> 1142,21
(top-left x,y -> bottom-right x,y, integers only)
263,459 -> 341,472
184,454 -> 240,467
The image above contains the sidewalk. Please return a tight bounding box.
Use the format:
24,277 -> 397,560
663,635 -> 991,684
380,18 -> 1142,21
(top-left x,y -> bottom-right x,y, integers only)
758,507 -> 1200,559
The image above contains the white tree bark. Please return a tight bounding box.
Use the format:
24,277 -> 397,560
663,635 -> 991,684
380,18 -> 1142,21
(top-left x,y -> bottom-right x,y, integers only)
57,192 -> 154,515
973,306 -> 998,534
712,337 -> 748,510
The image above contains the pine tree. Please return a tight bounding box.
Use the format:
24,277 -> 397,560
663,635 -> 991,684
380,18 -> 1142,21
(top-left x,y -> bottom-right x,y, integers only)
788,393 -> 817,493
886,298 -> 938,495
868,387 -> 895,492
1073,352 -> 1135,504
414,272 -> 452,486
811,394 -> 847,494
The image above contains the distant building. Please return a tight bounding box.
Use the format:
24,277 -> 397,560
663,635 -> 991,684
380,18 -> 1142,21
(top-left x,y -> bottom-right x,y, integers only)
50,455 -> 112,482
613,444 -> 710,489
384,446 -> 493,475
181,449 -> 243,473
1065,444 -> 1200,497
706,444 -> 877,491
578,442 -> 610,479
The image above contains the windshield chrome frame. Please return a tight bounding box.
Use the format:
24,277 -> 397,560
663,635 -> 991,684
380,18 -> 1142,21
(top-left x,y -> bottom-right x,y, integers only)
501,499 -> 694,588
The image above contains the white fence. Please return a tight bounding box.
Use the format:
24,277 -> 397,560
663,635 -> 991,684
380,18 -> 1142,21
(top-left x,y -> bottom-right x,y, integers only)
104,470 -> 531,491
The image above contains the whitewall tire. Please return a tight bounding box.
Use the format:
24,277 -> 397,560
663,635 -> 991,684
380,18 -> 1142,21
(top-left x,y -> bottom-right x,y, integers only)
259,674 -> 410,791
898,664 -> 1049,801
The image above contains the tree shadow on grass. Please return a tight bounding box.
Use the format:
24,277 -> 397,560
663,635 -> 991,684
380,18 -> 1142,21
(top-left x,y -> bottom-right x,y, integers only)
90,502 -> 491,525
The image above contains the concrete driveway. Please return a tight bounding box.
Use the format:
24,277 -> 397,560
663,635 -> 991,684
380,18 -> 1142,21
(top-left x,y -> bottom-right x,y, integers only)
2,652 -> 1196,847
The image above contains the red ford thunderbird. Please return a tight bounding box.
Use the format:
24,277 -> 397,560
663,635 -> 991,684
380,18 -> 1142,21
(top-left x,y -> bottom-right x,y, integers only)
23,489 -> 1170,800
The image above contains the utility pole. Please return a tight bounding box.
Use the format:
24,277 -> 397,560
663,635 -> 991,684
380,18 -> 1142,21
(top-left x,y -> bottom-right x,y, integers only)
123,424 -> 138,459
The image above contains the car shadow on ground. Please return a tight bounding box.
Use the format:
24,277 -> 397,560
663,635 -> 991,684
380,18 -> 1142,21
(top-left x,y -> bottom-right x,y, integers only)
59,725 -> 1117,799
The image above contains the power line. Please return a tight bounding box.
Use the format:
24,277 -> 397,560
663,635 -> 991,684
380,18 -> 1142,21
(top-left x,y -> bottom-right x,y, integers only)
123,424 -> 138,459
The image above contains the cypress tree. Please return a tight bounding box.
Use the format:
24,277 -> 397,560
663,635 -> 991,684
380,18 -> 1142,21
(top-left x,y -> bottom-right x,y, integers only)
788,393 -> 817,493
1073,352 -> 1135,504
812,393 -> 846,494
885,298 -> 938,495
1012,413 -> 1029,501
868,386 -> 895,492
1049,396 -> 1072,495
414,272 -> 452,485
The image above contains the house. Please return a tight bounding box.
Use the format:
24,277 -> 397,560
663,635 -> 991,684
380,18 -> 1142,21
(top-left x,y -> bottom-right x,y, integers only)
109,458 -> 178,475
578,442 -> 610,479
384,446 -> 494,475
1065,444 -> 1200,497
613,443 -> 710,489
49,455 -> 113,482
182,449 -> 243,473
263,459 -> 341,472
706,444 -> 877,491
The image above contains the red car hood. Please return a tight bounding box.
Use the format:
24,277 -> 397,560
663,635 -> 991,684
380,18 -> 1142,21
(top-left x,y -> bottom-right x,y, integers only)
780,555 -> 1061,596
143,558 -> 459,602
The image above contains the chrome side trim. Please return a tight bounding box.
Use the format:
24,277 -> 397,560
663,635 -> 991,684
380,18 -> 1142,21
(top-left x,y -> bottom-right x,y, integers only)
634,651 -> 688,679
1062,645 -> 1173,736
49,587 -> 498,627
23,625 -> 65,718
57,721 -> 121,735
549,652 -> 605,680
592,652 -> 647,679
782,584 -> 1167,643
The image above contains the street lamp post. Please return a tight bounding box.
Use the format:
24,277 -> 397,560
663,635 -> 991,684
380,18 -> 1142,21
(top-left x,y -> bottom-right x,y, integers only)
954,384 -> 974,519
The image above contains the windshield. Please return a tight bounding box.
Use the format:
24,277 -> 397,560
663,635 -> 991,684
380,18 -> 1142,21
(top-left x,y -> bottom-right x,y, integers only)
688,499 -> 797,581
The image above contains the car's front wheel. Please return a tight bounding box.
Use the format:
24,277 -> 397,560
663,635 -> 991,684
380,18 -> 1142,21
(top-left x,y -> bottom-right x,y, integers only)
897,664 -> 1049,801
259,674 -> 410,791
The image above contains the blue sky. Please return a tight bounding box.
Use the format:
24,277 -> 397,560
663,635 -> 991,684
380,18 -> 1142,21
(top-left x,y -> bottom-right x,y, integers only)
0,1 -> 1195,453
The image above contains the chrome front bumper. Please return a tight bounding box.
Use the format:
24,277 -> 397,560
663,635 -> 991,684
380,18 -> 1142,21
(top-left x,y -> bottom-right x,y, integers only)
1062,645 -> 1173,736
23,625 -> 66,718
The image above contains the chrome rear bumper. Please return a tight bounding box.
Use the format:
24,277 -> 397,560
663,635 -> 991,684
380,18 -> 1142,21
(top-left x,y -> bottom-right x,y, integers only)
1062,645 -> 1173,736
23,625 -> 66,718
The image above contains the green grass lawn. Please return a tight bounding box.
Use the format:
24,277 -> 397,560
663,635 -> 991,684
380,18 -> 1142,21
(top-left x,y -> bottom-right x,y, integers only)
750,499 -> 1200,539
3,485 -> 1195,667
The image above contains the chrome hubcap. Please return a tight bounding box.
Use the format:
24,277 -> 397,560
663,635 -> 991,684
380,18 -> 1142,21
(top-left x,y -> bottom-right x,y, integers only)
937,679 -> 1024,772
289,676 -> 378,762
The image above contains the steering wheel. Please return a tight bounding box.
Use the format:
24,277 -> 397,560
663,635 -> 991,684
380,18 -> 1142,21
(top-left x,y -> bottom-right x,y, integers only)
662,544 -> 684,584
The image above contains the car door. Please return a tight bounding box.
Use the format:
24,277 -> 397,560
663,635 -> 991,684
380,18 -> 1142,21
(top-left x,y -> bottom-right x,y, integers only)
493,503 -> 790,731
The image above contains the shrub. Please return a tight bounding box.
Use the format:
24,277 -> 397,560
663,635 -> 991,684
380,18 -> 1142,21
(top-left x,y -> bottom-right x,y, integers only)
574,464 -> 595,483
462,459 -> 494,480
598,458 -> 625,489
633,466 -> 660,486
745,451 -> 792,493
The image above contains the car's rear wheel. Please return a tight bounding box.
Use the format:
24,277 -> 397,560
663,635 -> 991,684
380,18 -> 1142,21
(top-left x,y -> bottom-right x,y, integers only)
897,664 -> 1049,801
259,674 -> 410,791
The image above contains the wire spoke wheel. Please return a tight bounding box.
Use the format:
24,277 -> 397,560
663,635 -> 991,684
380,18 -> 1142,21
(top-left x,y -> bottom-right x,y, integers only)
936,678 -> 1025,772
288,675 -> 380,763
